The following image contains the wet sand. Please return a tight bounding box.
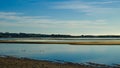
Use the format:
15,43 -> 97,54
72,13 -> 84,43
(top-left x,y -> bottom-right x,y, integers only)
0,56 -> 98,68
0,56 -> 119,68
0,40 -> 120,45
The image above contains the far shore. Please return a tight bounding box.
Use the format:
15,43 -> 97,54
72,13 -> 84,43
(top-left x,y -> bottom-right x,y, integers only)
0,40 -> 120,45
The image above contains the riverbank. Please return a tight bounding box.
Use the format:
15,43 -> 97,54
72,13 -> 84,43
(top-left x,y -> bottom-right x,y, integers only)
0,40 -> 120,45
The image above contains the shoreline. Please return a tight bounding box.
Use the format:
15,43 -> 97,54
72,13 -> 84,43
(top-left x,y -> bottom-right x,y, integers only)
1,40 -> 120,45
0,56 -> 94,68
0,56 -> 117,68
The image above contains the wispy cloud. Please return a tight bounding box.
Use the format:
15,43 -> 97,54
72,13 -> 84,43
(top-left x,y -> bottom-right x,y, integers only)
89,1 -> 120,4
0,12 -> 22,15
0,12 -> 108,29
51,0 -> 120,15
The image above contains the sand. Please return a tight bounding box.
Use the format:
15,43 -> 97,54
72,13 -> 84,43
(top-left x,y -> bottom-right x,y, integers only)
0,40 -> 120,45
0,56 -> 119,68
0,56 -> 98,68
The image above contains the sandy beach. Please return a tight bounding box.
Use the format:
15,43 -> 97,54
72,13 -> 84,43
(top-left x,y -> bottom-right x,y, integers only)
0,40 -> 120,45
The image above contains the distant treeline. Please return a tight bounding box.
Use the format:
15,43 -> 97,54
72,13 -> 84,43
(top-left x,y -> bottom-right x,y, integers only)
0,32 -> 120,38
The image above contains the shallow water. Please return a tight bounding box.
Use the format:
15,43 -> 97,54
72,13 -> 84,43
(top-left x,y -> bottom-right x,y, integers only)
0,43 -> 120,65
1,38 -> 120,42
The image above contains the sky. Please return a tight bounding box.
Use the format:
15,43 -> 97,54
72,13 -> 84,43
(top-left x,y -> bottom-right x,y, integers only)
0,0 -> 120,35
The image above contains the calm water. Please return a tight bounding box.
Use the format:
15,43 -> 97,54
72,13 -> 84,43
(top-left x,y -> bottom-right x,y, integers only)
0,43 -> 120,65
1,38 -> 120,42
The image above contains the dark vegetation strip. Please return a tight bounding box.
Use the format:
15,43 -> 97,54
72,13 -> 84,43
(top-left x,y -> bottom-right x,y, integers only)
1,32 -> 120,38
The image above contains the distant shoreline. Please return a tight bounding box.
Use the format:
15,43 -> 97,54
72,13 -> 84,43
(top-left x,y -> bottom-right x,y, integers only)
1,40 -> 120,45
1,32 -> 120,38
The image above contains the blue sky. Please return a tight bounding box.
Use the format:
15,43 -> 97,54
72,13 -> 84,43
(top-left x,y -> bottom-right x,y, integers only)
0,0 -> 120,35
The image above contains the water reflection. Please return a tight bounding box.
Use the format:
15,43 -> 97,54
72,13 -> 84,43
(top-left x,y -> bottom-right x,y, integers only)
0,44 -> 120,65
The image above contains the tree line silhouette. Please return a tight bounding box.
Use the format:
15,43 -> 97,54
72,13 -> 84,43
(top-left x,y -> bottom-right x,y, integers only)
0,32 -> 120,38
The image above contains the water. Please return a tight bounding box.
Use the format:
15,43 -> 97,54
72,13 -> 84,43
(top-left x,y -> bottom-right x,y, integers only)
0,43 -> 120,65
1,38 -> 120,42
